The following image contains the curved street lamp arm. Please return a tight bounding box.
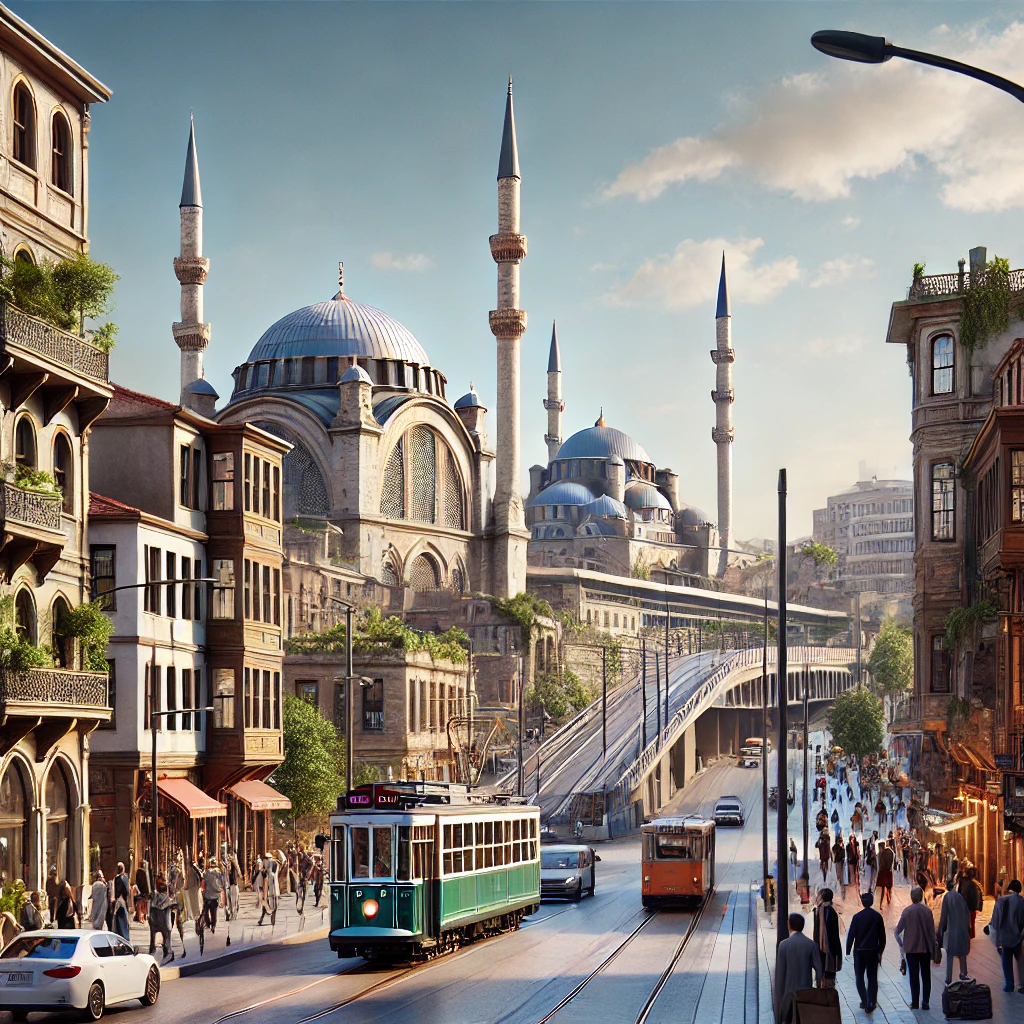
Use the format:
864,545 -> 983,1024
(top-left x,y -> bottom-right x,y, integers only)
889,43 -> 1024,104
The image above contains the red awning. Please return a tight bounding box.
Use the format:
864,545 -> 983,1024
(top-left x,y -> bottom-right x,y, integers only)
949,742 -> 997,773
157,778 -> 227,819
229,780 -> 292,812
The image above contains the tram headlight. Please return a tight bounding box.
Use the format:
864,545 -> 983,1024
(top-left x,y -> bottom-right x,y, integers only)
362,898 -> 380,919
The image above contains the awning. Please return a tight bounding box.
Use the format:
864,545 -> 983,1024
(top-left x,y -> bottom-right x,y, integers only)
228,780 -> 292,812
929,814 -> 979,836
157,778 -> 227,819
949,742 -> 998,773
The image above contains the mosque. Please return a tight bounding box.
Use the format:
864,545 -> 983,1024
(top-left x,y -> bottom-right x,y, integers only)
170,79 -> 734,605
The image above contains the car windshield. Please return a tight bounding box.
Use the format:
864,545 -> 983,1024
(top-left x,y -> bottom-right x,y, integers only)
718,805 -> 740,812
3,936 -> 79,960
541,852 -> 578,870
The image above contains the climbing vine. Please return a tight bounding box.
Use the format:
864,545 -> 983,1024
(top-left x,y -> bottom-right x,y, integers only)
490,593 -> 552,651
945,599 -> 997,653
961,256 -> 1010,353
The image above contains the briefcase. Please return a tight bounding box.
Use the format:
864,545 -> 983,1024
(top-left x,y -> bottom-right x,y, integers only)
793,987 -> 842,1024
941,979 -> 993,1020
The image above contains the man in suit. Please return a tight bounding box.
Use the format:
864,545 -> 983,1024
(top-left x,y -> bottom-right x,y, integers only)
775,912 -> 823,1024
894,886 -> 937,1010
846,891 -> 886,1011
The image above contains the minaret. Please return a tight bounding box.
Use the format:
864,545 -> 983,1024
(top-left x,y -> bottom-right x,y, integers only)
711,253 -> 734,577
173,116 -> 215,415
488,76 -> 529,599
543,321 -> 563,463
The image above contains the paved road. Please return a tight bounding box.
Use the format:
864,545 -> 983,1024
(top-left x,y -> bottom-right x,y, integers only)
12,756 -> 773,1024
528,651 -> 729,820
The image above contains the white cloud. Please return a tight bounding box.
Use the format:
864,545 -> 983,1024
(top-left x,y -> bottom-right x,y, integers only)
801,335 -> 867,357
810,255 -> 876,288
840,216 -> 860,230
604,22 -> 1024,212
371,251 -> 434,272
610,237 -> 800,310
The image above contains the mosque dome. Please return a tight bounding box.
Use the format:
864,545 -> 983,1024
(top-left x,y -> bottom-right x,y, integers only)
679,504 -> 713,527
454,386 -> 484,410
246,294 -> 430,365
555,424 -> 652,465
582,494 -> 628,519
529,480 -> 595,507
339,363 -> 373,384
624,481 -> 672,512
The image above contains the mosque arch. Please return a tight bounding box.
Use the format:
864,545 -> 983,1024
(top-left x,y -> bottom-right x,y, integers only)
380,549 -> 401,587
253,420 -> 330,517
407,553 -> 441,592
378,425 -> 465,529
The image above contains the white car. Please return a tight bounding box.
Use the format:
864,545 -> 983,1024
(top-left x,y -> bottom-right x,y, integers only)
0,930 -> 160,1020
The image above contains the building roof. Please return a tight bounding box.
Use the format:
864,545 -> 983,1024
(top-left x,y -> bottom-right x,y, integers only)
180,115 -> 202,208
498,76 -> 520,180
89,492 -> 142,519
624,481 -> 672,511
339,363 -> 372,384
583,494 -> 628,518
454,385 -> 483,410
679,504 -> 712,526
245,295 -> 430,365
110,383 -> 178,411
555,424 -> 652,465
185,378 -> 218,396
716,252 -> 730,318
529,480 -> 595,507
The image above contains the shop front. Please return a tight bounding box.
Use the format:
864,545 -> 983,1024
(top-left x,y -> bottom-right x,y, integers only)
222,779 -> 291,873
140,776 -> 227,873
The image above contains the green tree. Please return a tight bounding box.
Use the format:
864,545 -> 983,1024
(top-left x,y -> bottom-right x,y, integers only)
275,695 -> 345,818
827,687 -> 885,761
868,620 -> 913,698
525,669 -> 593,725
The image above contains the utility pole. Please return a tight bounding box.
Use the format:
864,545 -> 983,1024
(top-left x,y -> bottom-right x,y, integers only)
345,604 -> 354,793
517,656 -> 525,797
776,469 -> 790,947
640,637 -> 648,749
601,646 -> 607,760
655,650 -> 662,745
802,664 -> 810,883
855,590 -> 862,685
761,589 -> 770,910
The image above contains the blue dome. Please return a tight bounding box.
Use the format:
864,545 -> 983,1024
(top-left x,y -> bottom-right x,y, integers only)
555,425 -> 651,464
185,378 -> 219,396
454,388 -> 483,410
246,295 -> 430,365
624,481 -> 672,511
339,363 -> 372,384
583,494 -> 628,518
529,481 -> 596,507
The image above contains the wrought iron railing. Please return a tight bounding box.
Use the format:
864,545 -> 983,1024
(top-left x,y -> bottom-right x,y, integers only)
0,301 -> 108,382
1,481 -> 63,533
909,268 -> 1024,300
0,667 -> 109,708
891,693 -> 950,726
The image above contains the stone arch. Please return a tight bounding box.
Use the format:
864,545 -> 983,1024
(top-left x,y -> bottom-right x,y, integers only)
380,548 -> 401,587
253,420 -> 330,517
42,755 -> 79,883
450,557 -> 468,594
0,752 -> 33,886
408,553 -> 441,592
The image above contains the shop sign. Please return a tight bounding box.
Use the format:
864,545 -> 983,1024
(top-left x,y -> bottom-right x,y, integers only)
995,754 -> 1014,771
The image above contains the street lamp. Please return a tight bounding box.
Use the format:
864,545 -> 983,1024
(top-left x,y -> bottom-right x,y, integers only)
811,29 -> 1024,103
326,599 -> 371,795
150,705 -> 214,878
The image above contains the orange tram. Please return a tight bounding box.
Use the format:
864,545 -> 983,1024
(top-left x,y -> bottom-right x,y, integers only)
640,816 -> 716,907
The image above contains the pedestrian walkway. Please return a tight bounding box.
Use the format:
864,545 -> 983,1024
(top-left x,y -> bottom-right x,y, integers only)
118,888 -> 328,979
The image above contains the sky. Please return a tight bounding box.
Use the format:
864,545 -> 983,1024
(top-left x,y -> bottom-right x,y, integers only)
15,1 -> 1024,540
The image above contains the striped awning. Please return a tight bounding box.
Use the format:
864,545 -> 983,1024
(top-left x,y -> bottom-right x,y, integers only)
229,780 -> 291,812
157,778 -> 227,819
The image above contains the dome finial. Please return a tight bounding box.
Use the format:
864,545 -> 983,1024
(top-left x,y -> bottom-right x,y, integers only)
595,407 -> 606,428
338,261 -> 345,297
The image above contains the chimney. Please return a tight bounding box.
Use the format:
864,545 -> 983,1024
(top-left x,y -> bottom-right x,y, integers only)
969,246 -> 987,278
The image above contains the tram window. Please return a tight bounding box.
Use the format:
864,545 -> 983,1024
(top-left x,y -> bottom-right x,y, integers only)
397,827 -> 412,881
484,822 -> 494,867
332,825 -> 346,881
656,837 -> 692,859
373,826 -> 392,878
351,827 -> 370,879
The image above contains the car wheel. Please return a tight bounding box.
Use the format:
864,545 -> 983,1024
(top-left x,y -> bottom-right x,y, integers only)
572,881 -> 582,903
84,980 -> 105,1021
140,964 -> 161,1006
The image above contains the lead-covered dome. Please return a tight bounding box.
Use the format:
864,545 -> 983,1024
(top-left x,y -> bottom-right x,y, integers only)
247,295 -> 430,365
555,424 -> 651,465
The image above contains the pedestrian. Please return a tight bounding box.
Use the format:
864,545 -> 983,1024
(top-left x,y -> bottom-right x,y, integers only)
789,837 -> 798,873
227,851 -> 241,922
816,832 -> 832,884
89,871 -> 108,930
55,881 -> 79,929
258,853 -> 278,926
168,850 -> 189,956
864,838 -> 877,892
937,885 -> 971,985
876,841 -> 895,907
202,858 -> 223,933
875,798 -> 886,831
312,855 -> 324,908
846,891 -> 886,1012
112,862 -> 131,941
45,867 -> 60,925
185,853 -> 203,921
134,858 -> 151,923
832,836 -> 847,896
847,835 -> 860,887
895,886 -> 938,1010
813,887 -> 843,988
148,882 -> 175,962
958,867 -> 984,939
775,912 -> 823,1024
19,891 -> 43,932
985,877 -> 1024,993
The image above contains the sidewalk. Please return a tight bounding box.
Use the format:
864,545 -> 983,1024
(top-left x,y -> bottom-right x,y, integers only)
119,889 -> 329,980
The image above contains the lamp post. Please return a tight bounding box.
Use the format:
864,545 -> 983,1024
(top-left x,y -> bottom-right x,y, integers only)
802,664 -> 810,884
150,705 -> 214,877
776,469 -> 789,948
762,587 -> 770,910
327,599 -> 373,795
810,29 -> 1024,103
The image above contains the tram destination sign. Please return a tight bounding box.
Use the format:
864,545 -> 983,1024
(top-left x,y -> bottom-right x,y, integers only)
344,785 -> 403,810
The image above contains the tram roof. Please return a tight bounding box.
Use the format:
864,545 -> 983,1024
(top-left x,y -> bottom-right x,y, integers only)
642,816 -> 714,831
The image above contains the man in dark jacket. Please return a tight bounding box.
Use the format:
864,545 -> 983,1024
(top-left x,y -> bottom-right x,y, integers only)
846,891 -> 886,1011
895,887 -> 937,1010
986,878 -> 1024,992
813,888 -> 842,987
776,913 -> 822,1024
958,866 -> 984,939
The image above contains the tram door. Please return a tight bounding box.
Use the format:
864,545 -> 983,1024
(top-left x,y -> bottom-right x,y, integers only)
706,828 -> 716,889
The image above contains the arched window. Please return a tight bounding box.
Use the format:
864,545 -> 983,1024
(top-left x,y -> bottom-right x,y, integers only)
380,556 -> 400,587
53,433 -> 73,514
45,761 -> 71,883
0,761 -> 28,885
14,247 -> 33,266
15,417 -> 36,469
50,112 -> 72,194
12,83 -> 35,168
451,563 -> 466,593
51,595 -> 71,668
932,334 -> 954,395
15,588 -> 36,644
380,442 -> 405,520
379,427 -> 465,528
408,426 -> 436,522
442,449 -> 464,530
252,422 -> 329,517
408,554 -> 440,592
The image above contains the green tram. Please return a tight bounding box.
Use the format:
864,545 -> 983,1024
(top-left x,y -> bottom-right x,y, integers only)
324,782 -> 541,961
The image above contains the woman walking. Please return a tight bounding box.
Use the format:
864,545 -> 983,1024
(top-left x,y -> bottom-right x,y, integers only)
56,881 -> 80,929
937,886 -> 972,984
89,871 -> 108,930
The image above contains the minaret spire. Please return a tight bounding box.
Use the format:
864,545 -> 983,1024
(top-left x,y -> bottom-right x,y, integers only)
489,77 -> 529,598
543,320 -> 563,462
173,116 -> 216,415
711,252 -> 734,577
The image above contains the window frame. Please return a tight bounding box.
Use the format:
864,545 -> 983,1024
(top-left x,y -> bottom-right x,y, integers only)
931,462 -> 955,542
50,111 -> 72,195
931,333 -> 954,396
90,545 -> 116,609
52,432 -> 73,515
12,82 -> 36,169
1012,451 -> 1024,525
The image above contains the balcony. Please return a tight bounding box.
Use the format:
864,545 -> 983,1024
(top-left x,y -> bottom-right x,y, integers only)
0,481 -> 66,582
890,693 -> 950,734
908,267 -> 1024,301
0,301 -> 108,383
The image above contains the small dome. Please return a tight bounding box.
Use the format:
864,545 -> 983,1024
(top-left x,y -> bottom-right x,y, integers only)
529,481 -> 596,507
679,504 -> 712,526
556,424 -> 652,464
624,481 -> 672,511
246,295 -> 430,365
454,386 -> 484,410
185,379 -> 219,397
582,494 -> 628,519
339,363 -> 372,384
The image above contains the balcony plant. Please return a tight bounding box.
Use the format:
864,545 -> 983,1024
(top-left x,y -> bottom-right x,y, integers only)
59,602 -> 113,672
0,596 -> 51,671
11,464 -> 60,494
